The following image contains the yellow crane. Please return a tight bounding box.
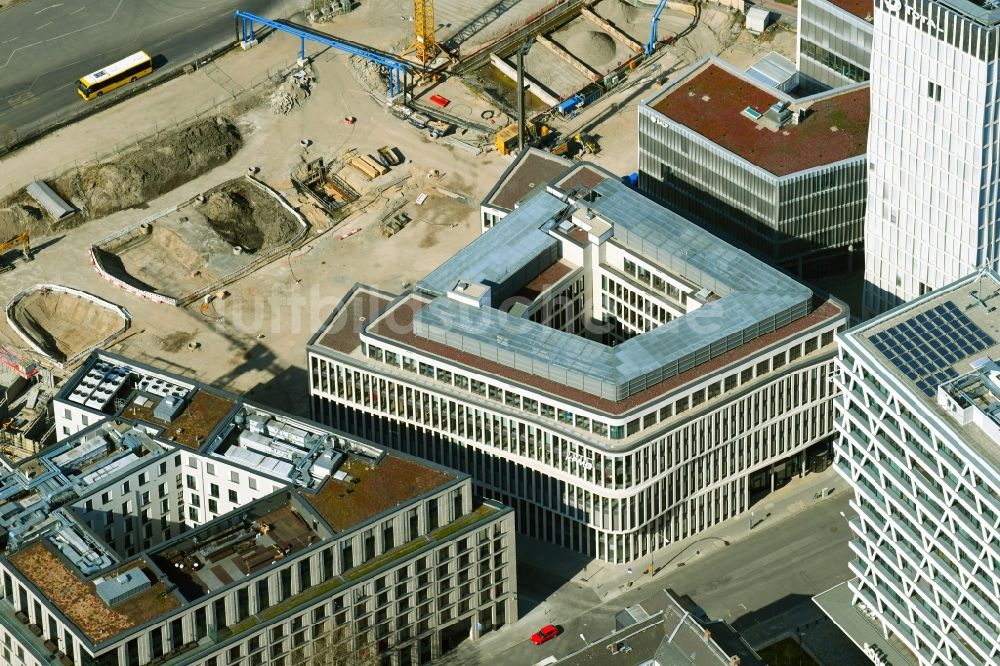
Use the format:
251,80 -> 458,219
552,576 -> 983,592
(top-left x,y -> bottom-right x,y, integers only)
412,0 -> 441,65
0,232 -> 31,273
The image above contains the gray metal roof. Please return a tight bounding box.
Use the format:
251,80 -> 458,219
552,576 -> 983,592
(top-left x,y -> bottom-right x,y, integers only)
411,167 -> 812,402
94,567 -> 150,607
420,188 -> 565,299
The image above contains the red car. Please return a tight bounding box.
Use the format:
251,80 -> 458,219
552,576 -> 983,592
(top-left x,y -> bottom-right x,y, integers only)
531,625 -> 559,645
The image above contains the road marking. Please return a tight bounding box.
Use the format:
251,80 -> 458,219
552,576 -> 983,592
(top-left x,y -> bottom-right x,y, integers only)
6,91 -> 37,108
34,3 -> 63,14
1,37 -> 19,44
69,6 -> 85,15
0,0 -> 121,70
44,0 -> 123,44
35,21 -> 53,30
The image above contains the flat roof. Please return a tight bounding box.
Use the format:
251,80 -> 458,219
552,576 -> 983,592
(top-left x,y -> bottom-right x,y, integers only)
825,0 -> 874,20
303,454 -> 454,531
152,389 -> 236,449
933,0 -> 1000,27
556,590 -> 762,666
411,166 -> 815,403
315,291 -> 392,355
846,271 -> 1000,468
152,497 -> 328,601
646,58 -> 869,176
9,544 -> 180,643
327,289 -> 841,416
483,147 -> 572,211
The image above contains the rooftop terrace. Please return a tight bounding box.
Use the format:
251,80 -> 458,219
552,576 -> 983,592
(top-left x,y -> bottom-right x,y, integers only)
325,289 -> 841,416
152,499 -> 326,601
9,544 -> 180,644
405,168 -> 816,403
647,59 -> 869,176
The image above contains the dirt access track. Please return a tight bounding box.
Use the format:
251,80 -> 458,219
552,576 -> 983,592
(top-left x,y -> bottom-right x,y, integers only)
7,285 -> 130,365
91,176 -> 308,306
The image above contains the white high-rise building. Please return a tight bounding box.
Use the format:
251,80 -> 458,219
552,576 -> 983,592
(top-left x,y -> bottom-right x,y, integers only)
863,0 -> 1000,317
834,270 -> 1000,664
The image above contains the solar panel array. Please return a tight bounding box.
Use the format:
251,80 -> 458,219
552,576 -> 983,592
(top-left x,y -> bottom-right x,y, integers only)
871,300 -> 996,397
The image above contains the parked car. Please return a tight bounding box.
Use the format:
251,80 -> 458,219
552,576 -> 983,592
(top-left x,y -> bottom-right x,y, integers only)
530,625 -> 559,645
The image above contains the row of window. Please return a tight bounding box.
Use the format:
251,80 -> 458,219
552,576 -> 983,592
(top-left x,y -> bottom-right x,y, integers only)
800,38 -> 869,83
348,330 -> 834,445
316,352 -> 835,505
621,257 -> 686,302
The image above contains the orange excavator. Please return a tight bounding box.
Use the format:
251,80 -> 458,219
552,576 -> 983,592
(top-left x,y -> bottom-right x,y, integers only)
0,232 -> 32,273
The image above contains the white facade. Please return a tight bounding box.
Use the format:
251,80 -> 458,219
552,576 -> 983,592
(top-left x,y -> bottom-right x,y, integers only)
835,271 -> 1000,664
310,164 -> 850,564
863,0 -> 1000,316
0,353 -> 516,666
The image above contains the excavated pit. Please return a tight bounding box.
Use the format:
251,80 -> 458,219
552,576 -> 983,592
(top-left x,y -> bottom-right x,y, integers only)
91,177 -> 307,304
7,286 -> 129,363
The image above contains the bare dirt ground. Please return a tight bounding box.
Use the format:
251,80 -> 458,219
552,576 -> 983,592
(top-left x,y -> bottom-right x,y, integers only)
0,1 -> 795,414
0,35 -> 508,414
95,177 -> 306,300
196,178 -> 300,252
0,117 -> 243,242
9,287 -> 127,362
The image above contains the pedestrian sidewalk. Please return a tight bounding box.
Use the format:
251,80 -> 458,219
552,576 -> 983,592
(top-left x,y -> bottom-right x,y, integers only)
535,466 -> 848,604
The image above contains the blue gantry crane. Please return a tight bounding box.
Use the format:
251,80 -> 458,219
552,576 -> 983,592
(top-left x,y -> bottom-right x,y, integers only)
234,11 -> 411,100
645,0 -> 669,56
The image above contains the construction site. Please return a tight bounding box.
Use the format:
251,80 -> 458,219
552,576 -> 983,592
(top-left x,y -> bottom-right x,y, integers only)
0,0 -> 796,472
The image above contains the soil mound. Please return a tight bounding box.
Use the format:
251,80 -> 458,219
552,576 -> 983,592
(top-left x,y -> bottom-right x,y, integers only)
195,180 -> 299,253
600,0 -> 640,26
566,31 -> 618,66
51,117 -> 242,219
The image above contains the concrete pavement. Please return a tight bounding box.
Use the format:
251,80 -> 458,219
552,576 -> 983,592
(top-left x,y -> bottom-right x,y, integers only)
438,468 -> 864,665
0,0 -> 303,152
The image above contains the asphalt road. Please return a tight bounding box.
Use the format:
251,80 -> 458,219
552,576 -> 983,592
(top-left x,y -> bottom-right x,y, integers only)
439,492 -> 857,666
0,0 -> 303,149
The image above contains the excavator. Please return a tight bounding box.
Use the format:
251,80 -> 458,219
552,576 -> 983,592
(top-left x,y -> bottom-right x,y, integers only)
0,232 -> 32,274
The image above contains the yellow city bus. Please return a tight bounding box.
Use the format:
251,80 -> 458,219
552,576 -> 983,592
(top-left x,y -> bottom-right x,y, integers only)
77,51 -> 153,101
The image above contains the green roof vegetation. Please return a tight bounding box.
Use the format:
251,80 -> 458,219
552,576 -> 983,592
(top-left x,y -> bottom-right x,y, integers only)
429,504 -> 499,541
346,539 -> 429,581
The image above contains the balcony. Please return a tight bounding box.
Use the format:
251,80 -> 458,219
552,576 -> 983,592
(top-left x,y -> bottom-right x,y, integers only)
0,599 -> 62,666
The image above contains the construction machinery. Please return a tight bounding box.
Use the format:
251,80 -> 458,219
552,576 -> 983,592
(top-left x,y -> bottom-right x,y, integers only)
576,132 -> 600,155
0,233 -> 32,274
411,0 -> 443,65
645,0 -> 669,55
495,121 -> 549,156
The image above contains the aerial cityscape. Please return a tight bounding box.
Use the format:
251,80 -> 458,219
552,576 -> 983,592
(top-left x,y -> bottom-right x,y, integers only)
0,0 -> 992,665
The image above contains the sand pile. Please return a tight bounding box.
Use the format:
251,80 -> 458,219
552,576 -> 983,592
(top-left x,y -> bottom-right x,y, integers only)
566,31 -> 618,65
51,117 -> 242,219
10,287 -> 127,362
599,0 -> 641,25
195,179 -> 299,253
0,197 -> 45,242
